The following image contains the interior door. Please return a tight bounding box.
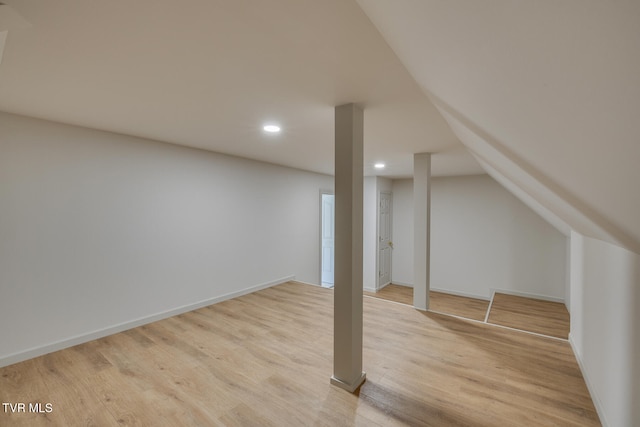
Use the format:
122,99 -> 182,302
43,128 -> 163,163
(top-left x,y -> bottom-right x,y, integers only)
378,192 -> 392,288
321,193 -> 335,287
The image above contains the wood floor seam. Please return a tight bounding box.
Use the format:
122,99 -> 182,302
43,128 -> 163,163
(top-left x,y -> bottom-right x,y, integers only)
483,290 -> 496,323
363,294 -> 413,308
0,281 -> 597,426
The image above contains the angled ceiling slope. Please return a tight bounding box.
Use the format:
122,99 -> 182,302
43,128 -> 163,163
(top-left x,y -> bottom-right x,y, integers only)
0,0 -> 483,178
358,0 -> 640,254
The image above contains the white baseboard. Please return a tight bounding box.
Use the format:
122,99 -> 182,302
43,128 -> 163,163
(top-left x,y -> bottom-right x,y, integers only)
391,281 -> 413,288
430,287 -> 489,301
568,334 -> 609,427
330,372 -> 366,393
491,288 -> 564,303
389,281 -> 488,301
291,279 -> 323,288
378,281 -> 394,291
393,283 -> 562,303
0,275 -> 293,368
295,280 -> 375,292
364,280 -> 393,292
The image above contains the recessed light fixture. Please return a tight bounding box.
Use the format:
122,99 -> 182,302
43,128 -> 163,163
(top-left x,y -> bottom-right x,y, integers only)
263,124 -> 281,133
374,163 -> 385,169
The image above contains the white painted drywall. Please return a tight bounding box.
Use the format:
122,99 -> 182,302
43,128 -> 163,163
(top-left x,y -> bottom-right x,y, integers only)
363,177 -> 377,291
565,237 -> 572,311
392,175 -> 567,300
569,232 -> 640,427
376,177 -> 392,194
377,177 -> 393,289
0,112 -> 332,365
358,0 -> 640,254
391,179 -> 414,287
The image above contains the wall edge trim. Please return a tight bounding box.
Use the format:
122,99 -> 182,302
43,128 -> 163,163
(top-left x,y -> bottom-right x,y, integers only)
392,281 -> 490,301
490,288 -> 564,303
391,281 -> 413,288
430,286 -> 490,301
0,275 -> 293,368
568,333 -> 608,427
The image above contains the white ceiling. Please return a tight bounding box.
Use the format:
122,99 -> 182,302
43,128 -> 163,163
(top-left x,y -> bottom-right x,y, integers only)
0,0 -> 483,178
357,0 -> 640,252
2,0 -> 638,252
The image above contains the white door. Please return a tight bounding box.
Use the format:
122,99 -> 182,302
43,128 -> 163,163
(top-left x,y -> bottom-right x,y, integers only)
378,192 -> 392,288
321,193 -> 335,287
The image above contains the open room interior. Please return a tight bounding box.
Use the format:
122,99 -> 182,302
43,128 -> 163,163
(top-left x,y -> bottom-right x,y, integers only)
1,1 -> 639,426
1,282 -> 599,426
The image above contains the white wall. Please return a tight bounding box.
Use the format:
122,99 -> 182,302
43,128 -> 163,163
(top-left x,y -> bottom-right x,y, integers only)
0,112 -> 333,366
377,177 -> 392,290
363,177 -> 377,291
569,232 -> 640,427
391,179 -> 414,287
358,0 -> 640,254
392,175 -> 567,300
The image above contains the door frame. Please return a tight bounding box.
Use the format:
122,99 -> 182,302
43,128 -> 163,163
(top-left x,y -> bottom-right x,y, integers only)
377,191 -> 393,290
319,189 -> 335,287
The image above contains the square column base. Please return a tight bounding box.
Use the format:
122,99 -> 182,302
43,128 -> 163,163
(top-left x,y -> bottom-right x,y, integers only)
330,372 -> 366,393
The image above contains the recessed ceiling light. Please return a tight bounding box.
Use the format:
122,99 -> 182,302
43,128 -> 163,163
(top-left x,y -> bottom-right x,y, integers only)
263,124 -> 281,133
374,163 -> 385,169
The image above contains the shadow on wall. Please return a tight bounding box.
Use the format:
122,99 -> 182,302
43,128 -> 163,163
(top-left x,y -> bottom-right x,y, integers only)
430,175 -> 567,300
506,208 -> 567,299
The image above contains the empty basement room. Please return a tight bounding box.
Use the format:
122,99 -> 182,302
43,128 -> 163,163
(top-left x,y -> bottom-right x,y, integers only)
1,1 -> 639,426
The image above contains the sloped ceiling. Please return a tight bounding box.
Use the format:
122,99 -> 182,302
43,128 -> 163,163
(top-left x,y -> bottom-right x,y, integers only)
357,0 -> 640,253
2,1 -> 638,252
0,0 -> 483,178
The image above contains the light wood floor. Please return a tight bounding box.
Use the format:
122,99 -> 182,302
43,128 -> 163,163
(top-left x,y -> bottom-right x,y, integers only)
365,284 -> 490,321
487,293 -> 571,339
0,282 -> 598,426
365,283 -> 413,304
366,284 -> 571,339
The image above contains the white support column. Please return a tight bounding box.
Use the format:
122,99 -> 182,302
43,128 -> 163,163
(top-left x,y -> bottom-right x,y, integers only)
413,153 -> 431,311
331,103 -> 366,393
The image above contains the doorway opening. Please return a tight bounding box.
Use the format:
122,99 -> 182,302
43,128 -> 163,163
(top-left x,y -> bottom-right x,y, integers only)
377,191 -> 393,289
320,192 -> 335,288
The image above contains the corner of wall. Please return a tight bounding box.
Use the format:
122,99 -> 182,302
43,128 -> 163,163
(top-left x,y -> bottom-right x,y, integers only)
568,333 -> 610,427
568,231 -> 640,426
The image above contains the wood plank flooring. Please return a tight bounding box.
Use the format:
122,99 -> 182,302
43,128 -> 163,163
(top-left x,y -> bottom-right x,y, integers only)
366,285 -> 571,339
0,282 -> 598,426
487,293 -> 571,339
365,283 -> 414,305
365,284 -> 490,321
429,292 -> 490,321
